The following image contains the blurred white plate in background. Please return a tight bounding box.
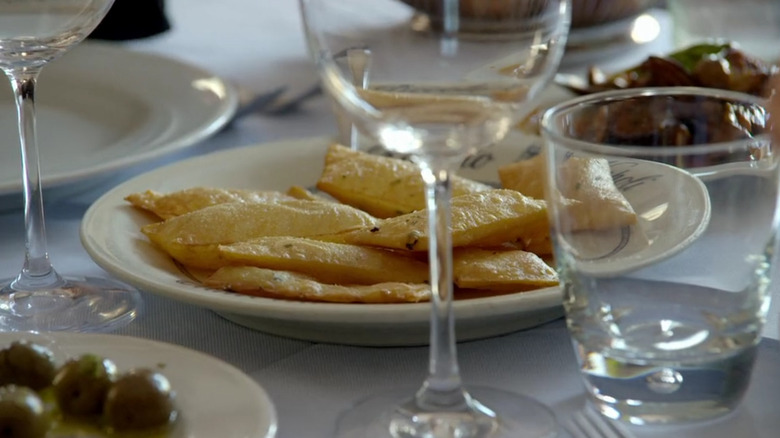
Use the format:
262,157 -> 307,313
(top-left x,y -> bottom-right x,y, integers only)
0,41 -> 238,210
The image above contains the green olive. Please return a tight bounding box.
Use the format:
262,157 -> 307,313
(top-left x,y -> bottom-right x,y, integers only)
0,385 -> 48,438
0,342 -> 57,391
52,354 -> 117,417
104,369 -> 176,431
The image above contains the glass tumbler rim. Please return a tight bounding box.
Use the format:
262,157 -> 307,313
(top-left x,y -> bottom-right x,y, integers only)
540,86 -> 770,158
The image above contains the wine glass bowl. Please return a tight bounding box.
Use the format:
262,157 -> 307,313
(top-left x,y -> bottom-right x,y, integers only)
0,1 -> 115,67
309,1 -> 569,148
300,0 -> 570,437
0,0 -> 142,332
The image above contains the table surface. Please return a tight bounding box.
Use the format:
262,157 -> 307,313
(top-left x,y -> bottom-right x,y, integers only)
0,1 -> 778,437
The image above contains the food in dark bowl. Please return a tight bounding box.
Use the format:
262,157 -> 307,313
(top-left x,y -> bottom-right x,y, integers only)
399,0 -> 660,28
565,88 -> 769,168
581,42 -> 778,97
570,0 -> 657,28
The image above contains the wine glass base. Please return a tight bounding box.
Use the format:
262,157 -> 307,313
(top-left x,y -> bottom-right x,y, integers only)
0,276 -> 142,332
335,385 -> 561,438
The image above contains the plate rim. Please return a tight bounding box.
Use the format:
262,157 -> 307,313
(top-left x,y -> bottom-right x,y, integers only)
0,40 -> 239,196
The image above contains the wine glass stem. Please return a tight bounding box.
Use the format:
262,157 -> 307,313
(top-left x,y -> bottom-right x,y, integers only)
6,68 -> 61,290
417,160 -> 467,409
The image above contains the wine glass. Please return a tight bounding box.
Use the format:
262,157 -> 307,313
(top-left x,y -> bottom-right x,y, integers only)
0,0 -> 142,332
300,0 -> 571,437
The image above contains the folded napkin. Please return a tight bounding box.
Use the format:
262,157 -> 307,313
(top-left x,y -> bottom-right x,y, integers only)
89,0 -> 170,41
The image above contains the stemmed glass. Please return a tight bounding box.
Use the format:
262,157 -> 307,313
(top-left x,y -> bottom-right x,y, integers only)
0,0 -> 142,332
300,0 -> 570,437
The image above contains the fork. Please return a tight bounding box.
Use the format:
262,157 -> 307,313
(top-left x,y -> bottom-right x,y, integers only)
564,408 -> 635,438
261,82 -> 323,116
230,84 -> 288,122
226,82 -> 324,128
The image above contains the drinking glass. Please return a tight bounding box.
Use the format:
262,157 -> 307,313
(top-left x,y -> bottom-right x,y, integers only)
0,0 -> 142,332
300,0 -> 571,437
541,87 -> 778,424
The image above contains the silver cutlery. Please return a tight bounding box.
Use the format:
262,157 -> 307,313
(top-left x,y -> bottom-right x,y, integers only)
226,82 -> 324,128
230,84 -> 288,122
261,82 -> 323,116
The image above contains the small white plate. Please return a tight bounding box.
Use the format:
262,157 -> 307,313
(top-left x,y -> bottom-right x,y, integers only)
0,41 -> 238,209
0,332 -> 277,438
563,158 -> 711,277
80,134 -> 711,346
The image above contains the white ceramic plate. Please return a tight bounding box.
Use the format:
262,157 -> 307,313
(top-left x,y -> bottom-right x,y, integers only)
0,332 -> 277,438
80,135 -> 709,346
563,158 -> 711,277
80,136 -> 563,347
0,41 -> 238,209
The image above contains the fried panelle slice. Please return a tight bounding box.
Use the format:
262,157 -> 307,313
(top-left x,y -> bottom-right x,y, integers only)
518,233 -> 553,255
344,189 -> 548,251
316,143 -> 490,218
453,248 -> 558,292
218,236 -> 429,285
126,187 -> 295,220
499,155 -> 637,231
556,157 -> 637,231
285,185 -> 329,201
142,199 -> 377,269
497,153 -> 546,199
204,266 -> 431,303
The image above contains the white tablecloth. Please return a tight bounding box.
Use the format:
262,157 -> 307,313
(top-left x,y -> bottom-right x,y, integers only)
0,1 -> 777,437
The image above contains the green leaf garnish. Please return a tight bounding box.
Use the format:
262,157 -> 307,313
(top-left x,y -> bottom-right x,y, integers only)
667,42 -> 733,72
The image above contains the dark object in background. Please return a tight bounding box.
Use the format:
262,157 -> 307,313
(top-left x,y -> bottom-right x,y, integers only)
89,0 -> 170,41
